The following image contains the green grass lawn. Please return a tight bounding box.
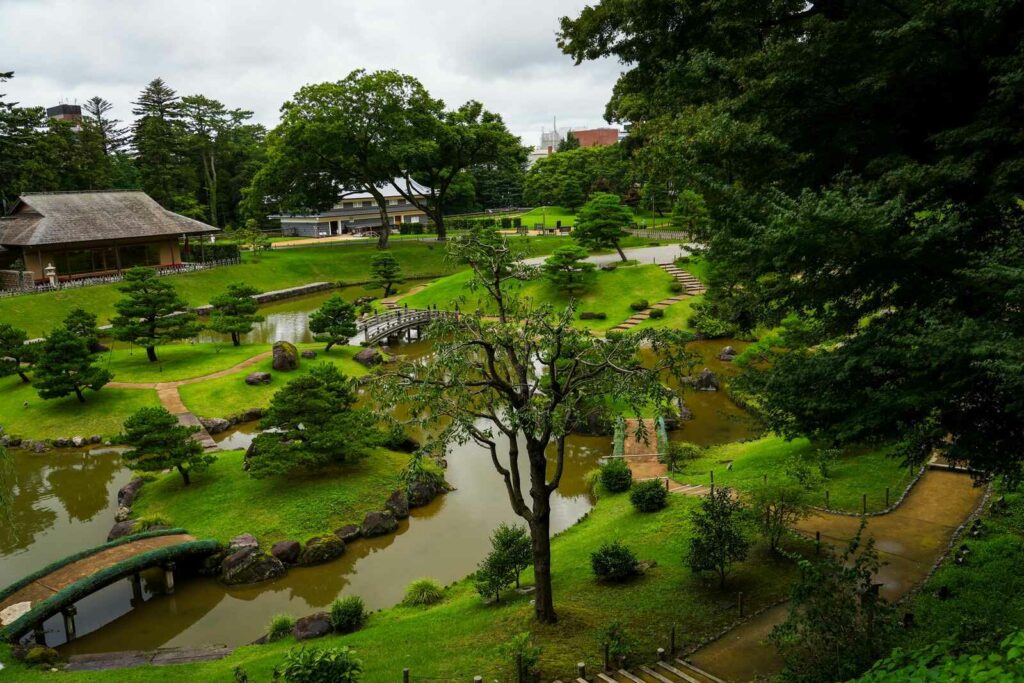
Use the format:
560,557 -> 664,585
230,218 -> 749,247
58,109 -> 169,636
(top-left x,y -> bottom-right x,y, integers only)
678,255 -> 710,284
670,435 -> 916,513
98,342 -> 275,383
402,264 -> 678,333
1,237 -> 667,339
520,206 -> 676,230
178,343 -> 367,419
132,448 -> 409,545
4,488 -> 802,682
0,374 -> 160,440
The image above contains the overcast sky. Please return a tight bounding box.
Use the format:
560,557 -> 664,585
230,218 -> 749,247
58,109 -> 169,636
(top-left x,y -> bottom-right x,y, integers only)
1,0 -> 622,146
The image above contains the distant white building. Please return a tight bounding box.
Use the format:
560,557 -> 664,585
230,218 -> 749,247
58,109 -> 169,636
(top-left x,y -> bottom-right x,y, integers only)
272,179 -> 430,238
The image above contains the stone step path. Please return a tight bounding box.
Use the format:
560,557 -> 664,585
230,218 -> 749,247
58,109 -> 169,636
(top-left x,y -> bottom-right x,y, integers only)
581,657 -> 724,683
609,264 -> 705,333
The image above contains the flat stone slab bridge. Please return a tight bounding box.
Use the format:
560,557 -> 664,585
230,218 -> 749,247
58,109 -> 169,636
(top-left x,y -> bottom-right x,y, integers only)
0,531 -> 220,647
355,307 -> 449,345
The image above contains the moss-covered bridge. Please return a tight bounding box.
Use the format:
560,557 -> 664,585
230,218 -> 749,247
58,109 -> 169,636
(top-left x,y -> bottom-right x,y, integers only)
0,529 -> 220,646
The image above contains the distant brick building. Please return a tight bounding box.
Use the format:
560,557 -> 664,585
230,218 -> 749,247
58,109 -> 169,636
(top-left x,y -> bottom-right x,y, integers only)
570,128 -> 620,148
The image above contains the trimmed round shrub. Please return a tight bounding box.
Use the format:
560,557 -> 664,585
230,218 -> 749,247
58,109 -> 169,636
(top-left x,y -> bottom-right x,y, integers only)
591,541 -> 640,581
630,479 -> 669,512
329,595 -> 365,633
25,647 -> 62,666
669,282 -> 684,293
403,578 -> 444,606
648,308 -> 665,319
267,613 -> 295,642
579,311 -> 608,320
629,299 -> 649,311
600,458 -> 633,493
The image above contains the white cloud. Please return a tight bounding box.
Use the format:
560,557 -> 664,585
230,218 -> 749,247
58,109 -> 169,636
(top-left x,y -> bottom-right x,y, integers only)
0,0 -> 622,144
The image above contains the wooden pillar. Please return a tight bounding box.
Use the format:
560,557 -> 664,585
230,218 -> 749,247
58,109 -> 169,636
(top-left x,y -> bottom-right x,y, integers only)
61,606 -> 77,641
33,626 -> 46,647
164,562 -> 176,594
130,572 -> 144,606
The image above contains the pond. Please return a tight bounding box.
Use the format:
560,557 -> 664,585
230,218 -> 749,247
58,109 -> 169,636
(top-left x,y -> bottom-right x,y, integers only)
4,295 -> 760,654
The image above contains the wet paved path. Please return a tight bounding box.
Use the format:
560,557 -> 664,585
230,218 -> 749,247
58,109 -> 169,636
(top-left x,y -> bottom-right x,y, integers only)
687,468 -> 986,681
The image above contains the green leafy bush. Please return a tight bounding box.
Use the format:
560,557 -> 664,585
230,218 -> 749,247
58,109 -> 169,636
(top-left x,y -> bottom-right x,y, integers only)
662,441 -> 702,471
275,646 -> 363,683
501,632 -> 543,682
329,595 -> 365,633
648,308 -> 665,319
591,540 -> 640,581
688,301 -> 735,338
24,646 -> 61,666
599,621 -> 638,667
630,479 -> 669,512
669,282 -> 684,293
579,311 -> 607,320
600,458 -> 633,492
267,614 -> 295,642
402,578 -> 444,606
629,299 -> 649,311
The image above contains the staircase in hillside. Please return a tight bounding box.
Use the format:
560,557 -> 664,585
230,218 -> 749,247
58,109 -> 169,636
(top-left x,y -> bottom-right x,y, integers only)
560,656 -> 726,683
658,263 -> 706,295
608,264 -> 706,333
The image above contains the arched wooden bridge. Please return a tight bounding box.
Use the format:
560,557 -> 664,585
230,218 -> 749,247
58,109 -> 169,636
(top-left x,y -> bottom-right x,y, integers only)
354,308 -> 450,345
0,531 -> 220,646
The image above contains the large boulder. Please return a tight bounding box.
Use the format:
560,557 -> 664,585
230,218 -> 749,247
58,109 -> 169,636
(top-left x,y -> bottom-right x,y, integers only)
200,417 -> 232,434
52,437 -> 71,448
385,489 -> 410,520
221,547 -> 286,585
107,520 -> 136,541
301,350 -> 317,359
245,372 -> 272,386
229,533 -> 259,552
293,612 -> 332,641
408,479 -> 446,508
297,536 -> 346,565
271,540 -> 302,564
117,477 -> 145,507
233,407 -> 266,424
693,368 -> 720,392
360,510 -> 398,537
334,524 -> 361,543
718,345 -> 738,362
114,506 -> 133,523
272,341 -> 300,371
71,435 -> 86,448
354,347 -> 384,367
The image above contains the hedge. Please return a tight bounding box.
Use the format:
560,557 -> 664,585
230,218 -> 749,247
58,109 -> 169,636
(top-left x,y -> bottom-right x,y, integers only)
0,528 -> 191,605
1,539 -> 221,643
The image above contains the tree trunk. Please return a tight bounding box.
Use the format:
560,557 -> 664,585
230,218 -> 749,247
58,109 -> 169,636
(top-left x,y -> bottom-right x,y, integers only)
434,211 -> 446,241
370,192 -> 391,249
177,465 -> 191,486
616,242 -> 627,262
325,340 -> 336,353
231,332 -> 240,346
528,448 -> 557,623
17,369 -> 29,383
146,345 -> 158,362
74,385 -> 85,403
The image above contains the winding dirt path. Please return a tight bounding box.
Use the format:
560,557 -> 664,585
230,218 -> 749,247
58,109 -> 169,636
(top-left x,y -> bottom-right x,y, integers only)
108,351 -> 272,449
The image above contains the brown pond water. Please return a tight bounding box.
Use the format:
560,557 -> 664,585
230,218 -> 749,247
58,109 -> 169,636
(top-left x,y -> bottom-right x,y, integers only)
6,309 -> 758,653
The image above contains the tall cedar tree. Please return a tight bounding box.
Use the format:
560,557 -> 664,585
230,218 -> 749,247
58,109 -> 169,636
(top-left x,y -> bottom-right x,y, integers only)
308,295 -> 357,352
686,487 -> 749,589
110,267 -> 201,362
368,252 -> 404,297
121,406 -> 213,485
542,244 -> 596,294
0,323 -> 32,382
209,283 -> 264,346
63,308 -> 103,353
376,226 -> 693,623
248,364 -> 378,478
82,96 -> 129,155
33,327 -> 112,403
573,192 -> 633,262
132,78 -> 190,209
559,1 -> 1024,480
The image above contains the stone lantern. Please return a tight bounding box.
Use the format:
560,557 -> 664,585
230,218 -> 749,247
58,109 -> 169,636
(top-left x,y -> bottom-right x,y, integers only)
43,262 -> 58,288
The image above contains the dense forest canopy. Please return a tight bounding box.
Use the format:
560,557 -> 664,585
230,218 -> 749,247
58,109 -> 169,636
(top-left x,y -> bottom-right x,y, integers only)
560,0 -> 1024,480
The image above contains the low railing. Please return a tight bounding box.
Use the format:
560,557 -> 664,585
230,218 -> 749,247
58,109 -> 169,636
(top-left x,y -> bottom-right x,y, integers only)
0,258 -> 241,298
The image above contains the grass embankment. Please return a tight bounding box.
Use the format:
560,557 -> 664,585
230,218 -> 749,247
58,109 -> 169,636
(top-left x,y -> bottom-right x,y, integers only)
519,206 -> 676,229
402,265 -> 678,333
178,343 -> 366,418
3,489 -> 802,682
131,449 -> 408,545
0,374 -> 159,440
670,435 -> 916,513
892,487 -> 1023,656
1,236 -> 667,338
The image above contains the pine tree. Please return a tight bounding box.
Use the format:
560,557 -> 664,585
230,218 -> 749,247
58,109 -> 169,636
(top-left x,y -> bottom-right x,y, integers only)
209,283 -> 264,346
121,406 -> 213,485
83,96 -> 129,155
0,323 -> 33,383
541,244 -> 596,294
33,327 -> 112,403
63,308 -> 103,353
132,78 -> 190,208
573,192 -> 634,261
308,295 -> 358,352
110,266 -> 201,362
368,252 -> 404,297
